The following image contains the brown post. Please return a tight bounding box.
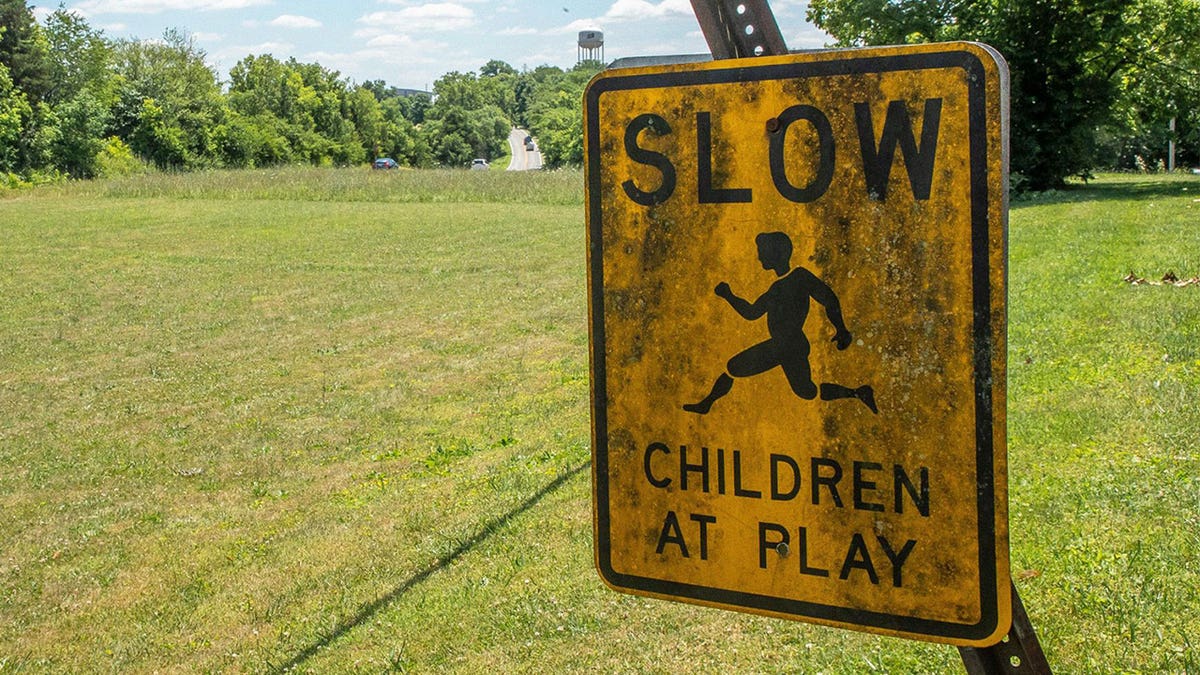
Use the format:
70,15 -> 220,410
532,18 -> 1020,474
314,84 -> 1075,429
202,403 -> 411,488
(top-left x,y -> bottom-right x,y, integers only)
689,0 -> 788,59
959,582 -> 1052,673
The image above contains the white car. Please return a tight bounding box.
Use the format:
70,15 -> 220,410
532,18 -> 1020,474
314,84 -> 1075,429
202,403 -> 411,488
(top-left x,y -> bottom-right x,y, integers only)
470,158 -> 489,170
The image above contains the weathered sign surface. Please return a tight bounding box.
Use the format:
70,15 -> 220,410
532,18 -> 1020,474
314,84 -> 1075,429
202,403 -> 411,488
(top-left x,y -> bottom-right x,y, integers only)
585,42 -> 1011,646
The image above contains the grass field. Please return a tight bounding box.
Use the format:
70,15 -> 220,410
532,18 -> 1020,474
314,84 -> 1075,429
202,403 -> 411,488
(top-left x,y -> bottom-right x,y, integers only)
1,169 -> 1198,673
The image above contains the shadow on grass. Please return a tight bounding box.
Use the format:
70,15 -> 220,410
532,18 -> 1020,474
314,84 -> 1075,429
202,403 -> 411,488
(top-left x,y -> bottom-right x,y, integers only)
275,460 -> 591,672
1013,175 -> 1199,209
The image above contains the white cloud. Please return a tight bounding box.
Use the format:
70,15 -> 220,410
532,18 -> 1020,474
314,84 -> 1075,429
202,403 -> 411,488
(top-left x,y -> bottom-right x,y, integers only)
73,0 -> 273,13
364,33 -> 435,49
789,28 -> 832,49
302,37 -> 461,87
191,31 -> 223,41
549,18 -> 605,35
358,3 -> 476,33
547,0 -> 691,35
603,0 -> 692,21
498,26 -> 538,36
270,14 -> 321,29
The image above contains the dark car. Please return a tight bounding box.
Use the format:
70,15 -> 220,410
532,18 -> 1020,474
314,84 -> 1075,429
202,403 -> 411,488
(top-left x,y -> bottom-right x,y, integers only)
372,157 -> 399,170
524,135 -> 535,151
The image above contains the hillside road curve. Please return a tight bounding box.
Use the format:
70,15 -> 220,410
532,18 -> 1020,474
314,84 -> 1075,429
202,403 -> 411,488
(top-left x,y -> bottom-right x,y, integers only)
506,127 -> 543,171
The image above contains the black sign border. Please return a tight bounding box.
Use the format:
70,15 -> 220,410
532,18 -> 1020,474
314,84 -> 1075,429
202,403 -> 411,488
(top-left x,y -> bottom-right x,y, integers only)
586,46 -> 1006,643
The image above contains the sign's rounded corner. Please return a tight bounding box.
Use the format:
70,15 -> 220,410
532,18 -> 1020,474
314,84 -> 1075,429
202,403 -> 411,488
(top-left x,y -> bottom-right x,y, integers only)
945,40 -> 1011,83
956,611 -> 1014,649
584,68 -> 623,103
593,550 -> 629,594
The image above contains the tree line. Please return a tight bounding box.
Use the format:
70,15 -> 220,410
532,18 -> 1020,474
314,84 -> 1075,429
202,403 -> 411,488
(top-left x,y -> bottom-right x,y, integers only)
3,0 -> 1197,190
0,0 -> 601,184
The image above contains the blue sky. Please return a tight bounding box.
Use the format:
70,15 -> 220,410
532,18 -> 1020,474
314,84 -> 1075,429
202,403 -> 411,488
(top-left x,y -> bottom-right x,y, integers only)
31,0 -> 831,90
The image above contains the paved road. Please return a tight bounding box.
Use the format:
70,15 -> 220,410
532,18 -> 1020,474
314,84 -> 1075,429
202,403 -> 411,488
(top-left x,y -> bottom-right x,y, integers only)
506,127 -> 543,171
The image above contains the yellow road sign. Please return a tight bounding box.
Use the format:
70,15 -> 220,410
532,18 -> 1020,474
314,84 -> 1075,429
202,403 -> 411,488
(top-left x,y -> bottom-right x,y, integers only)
585,42 -> 1010,647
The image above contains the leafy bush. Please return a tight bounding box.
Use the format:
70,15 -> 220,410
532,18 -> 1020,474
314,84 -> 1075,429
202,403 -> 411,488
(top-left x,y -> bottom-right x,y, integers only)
94,136 -> 149,178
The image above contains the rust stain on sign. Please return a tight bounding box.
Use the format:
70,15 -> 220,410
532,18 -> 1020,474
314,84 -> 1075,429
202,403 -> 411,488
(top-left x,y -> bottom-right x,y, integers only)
585,43 -> 1010,647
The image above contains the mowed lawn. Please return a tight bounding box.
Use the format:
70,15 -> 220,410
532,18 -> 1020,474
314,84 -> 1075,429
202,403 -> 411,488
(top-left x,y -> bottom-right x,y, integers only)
1,169 -> 1198,672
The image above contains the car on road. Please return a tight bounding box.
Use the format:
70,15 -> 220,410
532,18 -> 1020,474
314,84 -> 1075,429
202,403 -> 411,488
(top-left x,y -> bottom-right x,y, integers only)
470,158 -> 489,171
524,136 -> 535,151
372,157 -> 399,170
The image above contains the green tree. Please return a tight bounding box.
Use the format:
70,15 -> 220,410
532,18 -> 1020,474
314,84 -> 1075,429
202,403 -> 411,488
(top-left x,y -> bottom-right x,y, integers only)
128,96 -> 186,168
423,69 -> 510,166
520,61 -> 602,167
0,61 -> 31,172
513,64 -> 565,130
110,29 -> 224,168
51,89 -> 109,177
42,8 -> 116,106
212,112 -> 294,168
1097,0 -> 1200,168
395,93 -> 430,125
479,59 -> 518,121
381,96 -> 430,166
227,54 -> 368,166
228,54 -> 291,118
0,58 -> 53,174
349,85 -> 386,158
0,0 -> 51,101
422,102 -> 508,166
39,9 -> 118,178
806,0 -> 1200,189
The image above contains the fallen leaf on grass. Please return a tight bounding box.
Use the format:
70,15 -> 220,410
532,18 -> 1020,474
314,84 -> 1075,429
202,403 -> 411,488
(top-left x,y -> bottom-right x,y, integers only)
1122,272 -> 1200,287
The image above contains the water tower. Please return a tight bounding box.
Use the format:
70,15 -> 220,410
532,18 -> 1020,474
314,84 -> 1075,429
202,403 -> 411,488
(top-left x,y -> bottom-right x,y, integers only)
578,30 -> 604,64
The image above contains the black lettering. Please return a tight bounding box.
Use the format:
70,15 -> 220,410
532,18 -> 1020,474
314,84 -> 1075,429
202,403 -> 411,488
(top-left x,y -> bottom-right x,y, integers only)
769,104 -> 835,203
811,457 -> 843,507
769,453 -> 801,500
894,465 -> 930,516
679,445 -> 709,492
716,447 -> 727,495
644,442 -> 671,488
697,111 -> 752,204
798,526 -> 829,577
855,98 -> 942,201
733,450 -> 762,498
691,513 -> 717,560
877,536 -> 917,587
758,522 -> 789,568
656,511 -> 688,557
622,113 -> 676,205
839,532 -> 879,584
853,461 -> 885,512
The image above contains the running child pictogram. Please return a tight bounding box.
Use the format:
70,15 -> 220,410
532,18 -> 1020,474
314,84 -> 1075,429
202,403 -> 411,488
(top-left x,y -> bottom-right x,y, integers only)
683,231 -> 878,415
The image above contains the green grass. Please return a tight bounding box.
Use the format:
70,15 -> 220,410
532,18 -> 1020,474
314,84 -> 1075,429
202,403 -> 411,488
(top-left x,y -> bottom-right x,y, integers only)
1007,174 -> 1200,672
1,169 -> 1197,672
